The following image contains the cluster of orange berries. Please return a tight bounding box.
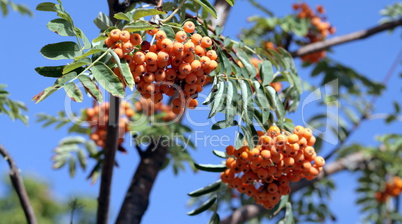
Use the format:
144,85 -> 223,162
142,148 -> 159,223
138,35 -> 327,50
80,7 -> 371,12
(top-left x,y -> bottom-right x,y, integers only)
375,176 -> 402,203
220,125 -> 325,209
134,97 -> 177,122
85,102 -> 132,148
104,21 -> 218,114
292,3 -> 336,63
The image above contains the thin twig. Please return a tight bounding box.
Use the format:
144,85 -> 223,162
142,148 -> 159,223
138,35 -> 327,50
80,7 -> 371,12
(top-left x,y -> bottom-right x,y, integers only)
0,145 -> 37,224
291,19 -> 402,57
159,0 -> 186,23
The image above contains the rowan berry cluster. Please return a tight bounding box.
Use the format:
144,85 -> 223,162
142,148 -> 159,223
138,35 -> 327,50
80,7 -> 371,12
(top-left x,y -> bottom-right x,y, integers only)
220,125 -> 325,209
292,3 -> 336,63
134,97 -> 177,122
375,176 -> 402,203
85,102 -> 131,148
104,21 -> 218,114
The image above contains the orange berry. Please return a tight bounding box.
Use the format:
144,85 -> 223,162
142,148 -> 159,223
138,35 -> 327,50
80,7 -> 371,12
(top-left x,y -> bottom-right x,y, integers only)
133,52 -> 145,64
114,48 -> 124,58
109,29 -> 121,42
183,21 -> 195,33
122,42 -> 133,53
257,168 -> 269,179
195,45 -> 206,56
191,33 -> 202,45
260,150 -> 271,160
165,68 -> 178,80
184,41 -> 195,52
146,29 -> 159,35
200,56 -> 211,69
146,63 -> 157,72
155,30 -> 166,41
130,33 -> 142,46
303,128 -> 313,139
157,51 -> 170,62
175,30 -> 187,42
226,145 -> 235,156
119,30 -> 131,42
104,37 -> 115,47
268,126 -> 281,137
190,60 -> 202,72
183,53 -> 195,63
206,50 -> 217,60
172,42 -> 184,54
314,156 -> 325,167
201,36 -> 212,48
145,52 -> 158,64
154,69 -> 166,81
287,134 -> 299,144
293,125 -> 305,137
267,183 -> 278,194
161,38 -> 173,52
188,99 -> 198,109
185,73 -> 197,84
283,157 -> 295,167
179,63 -> 192,75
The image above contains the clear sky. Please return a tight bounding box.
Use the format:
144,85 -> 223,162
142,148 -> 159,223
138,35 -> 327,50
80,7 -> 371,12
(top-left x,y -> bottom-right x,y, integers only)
0,0 -> 401,223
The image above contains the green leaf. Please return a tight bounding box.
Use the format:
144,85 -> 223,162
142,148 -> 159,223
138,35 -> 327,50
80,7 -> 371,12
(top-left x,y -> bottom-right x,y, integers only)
208,81 -> 226,118
209,213 -> 220,224
225,79 -> 237,126
123,21 -> 155,32
132,8 -> 166,21
260,60 -> 274,86
32,85 -> 62,103
212,150 -> 226,158
90,62 -> 125,98
225,0 -> 235,6
36,2 -> 56,11
40,41 -> 82,60
55,72 -> 78,85
59,136 -> 86,145
77,149 -> 87,170
114,12 -> 132,21
53,156 -> 68,169
237,50 -> 256,78
266,86 -> 285,122
85,140 -> 98,156
75,48 -> 105,60
188,180 -> 221,197
78,75 -> 103,103
63,58 -> 91,74
284,202 -> 294,224
35,65 -> 65,78
118,59 -> 135,89
211,120 -> 238,130
254,81 -> 270,123
64,82 -> 83,102
47,18 -> 75,36
94,11 -> 113,31
74,27 -> 91,49
187,196 -> 217,216
68,157 -> 76,177
192,0 -> 217,19
240,80 -> 253,123
194,163 -> 226,172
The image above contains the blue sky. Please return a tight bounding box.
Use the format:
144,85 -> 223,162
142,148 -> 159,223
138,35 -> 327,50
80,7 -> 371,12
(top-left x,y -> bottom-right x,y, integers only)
0,0 -> 401,223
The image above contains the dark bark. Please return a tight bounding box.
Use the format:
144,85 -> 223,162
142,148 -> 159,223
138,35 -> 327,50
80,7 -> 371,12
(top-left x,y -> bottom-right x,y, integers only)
115,140 -> 168,224
96,96 -> 120,224
0,145 -> 37,224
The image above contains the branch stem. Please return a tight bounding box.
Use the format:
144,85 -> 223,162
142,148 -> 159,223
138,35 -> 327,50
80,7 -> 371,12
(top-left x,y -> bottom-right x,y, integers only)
0,145 -> 37,224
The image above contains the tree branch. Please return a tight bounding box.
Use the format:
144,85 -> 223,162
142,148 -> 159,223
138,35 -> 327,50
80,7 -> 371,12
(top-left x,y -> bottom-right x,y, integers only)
291,18 -> 402,58
220,152 -> 368,224
96,95 -> 120,224
0,145 -> 37,224
211,0 -> 232,28
115,139 -> 169,224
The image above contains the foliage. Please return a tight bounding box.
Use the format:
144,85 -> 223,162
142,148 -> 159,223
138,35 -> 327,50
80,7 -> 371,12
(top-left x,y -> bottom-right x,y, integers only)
0,0 -> 32,17
0,84 -> 28,125
0,175 -> 96,224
